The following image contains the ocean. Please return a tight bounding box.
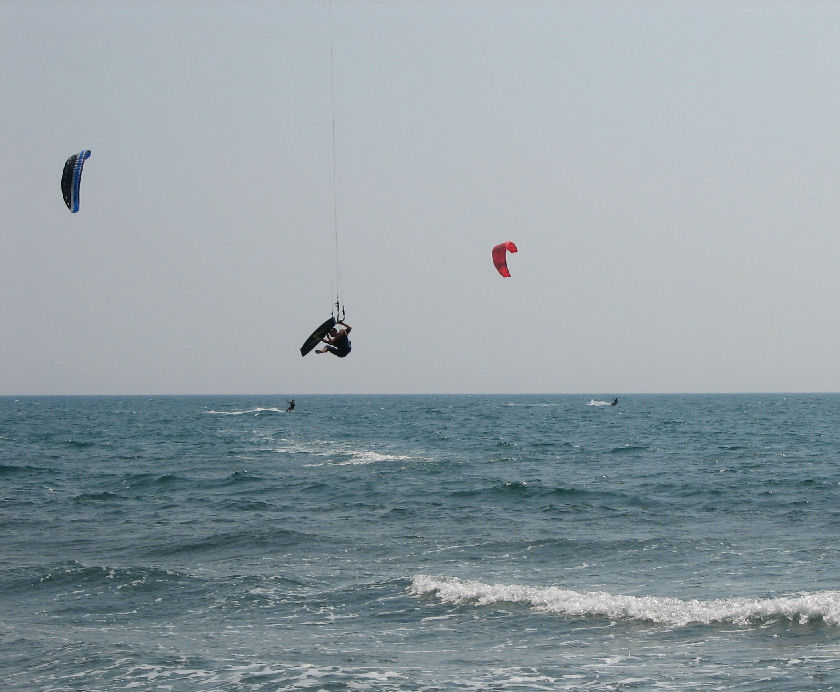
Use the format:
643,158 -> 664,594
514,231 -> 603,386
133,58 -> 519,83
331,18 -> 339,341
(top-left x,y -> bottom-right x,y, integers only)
2,394 -> 840,690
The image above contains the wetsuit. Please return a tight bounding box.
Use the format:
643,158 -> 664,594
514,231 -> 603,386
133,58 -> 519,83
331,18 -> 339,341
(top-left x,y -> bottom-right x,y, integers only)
326,332 -> 351,358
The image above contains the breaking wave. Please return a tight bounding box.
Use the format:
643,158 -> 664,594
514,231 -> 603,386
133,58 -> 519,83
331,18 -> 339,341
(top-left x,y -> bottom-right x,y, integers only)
409,575 -> 840,628
205,407 -> 286,416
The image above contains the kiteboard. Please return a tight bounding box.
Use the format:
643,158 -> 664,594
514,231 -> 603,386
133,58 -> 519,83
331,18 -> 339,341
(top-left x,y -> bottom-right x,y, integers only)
300,316 -> 336,357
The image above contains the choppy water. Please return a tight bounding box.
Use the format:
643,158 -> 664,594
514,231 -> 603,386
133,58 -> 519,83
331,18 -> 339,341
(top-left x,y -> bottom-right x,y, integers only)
2,394 -> 840,690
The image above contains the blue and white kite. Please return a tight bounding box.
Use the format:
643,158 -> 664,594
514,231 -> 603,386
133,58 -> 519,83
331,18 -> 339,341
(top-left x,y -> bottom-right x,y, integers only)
61,150 -> 91,213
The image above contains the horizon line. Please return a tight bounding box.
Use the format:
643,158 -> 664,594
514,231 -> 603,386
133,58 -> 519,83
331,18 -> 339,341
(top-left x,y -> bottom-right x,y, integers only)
2,391 -> 839,398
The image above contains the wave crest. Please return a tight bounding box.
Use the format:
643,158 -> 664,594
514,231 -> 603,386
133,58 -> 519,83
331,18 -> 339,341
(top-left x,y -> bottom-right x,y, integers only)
205,407 -> 285,416
409,575 -> 840,627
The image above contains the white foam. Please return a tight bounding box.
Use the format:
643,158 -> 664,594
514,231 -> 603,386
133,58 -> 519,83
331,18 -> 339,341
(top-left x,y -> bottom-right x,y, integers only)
409,575 -> 840,627
587,400 -> 612,407
335,450 -> 415,466
205,407 -> 285,415
291,440 -> 418,466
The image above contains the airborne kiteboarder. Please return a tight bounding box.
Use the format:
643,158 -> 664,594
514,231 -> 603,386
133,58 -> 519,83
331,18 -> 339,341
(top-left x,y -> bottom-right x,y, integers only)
315,320 -> 351,358
300,2 -> 353,361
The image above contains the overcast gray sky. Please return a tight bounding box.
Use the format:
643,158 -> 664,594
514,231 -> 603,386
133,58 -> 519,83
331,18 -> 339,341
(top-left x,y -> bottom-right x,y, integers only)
2,1 -> 840,395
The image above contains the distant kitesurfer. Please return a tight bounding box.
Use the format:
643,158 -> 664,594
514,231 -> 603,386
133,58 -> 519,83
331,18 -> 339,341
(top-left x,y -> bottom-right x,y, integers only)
611,398 -> 618,406
315,320 -> 352,358
286,399 -> 295,412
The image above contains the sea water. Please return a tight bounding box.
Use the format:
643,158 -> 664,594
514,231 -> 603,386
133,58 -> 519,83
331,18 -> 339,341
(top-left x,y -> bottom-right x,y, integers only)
2,394 -> 840,690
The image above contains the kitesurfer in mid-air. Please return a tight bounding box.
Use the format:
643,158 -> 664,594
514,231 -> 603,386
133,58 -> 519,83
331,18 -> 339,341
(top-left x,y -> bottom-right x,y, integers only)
285,399 -> 295,412
316,320 -> 352,358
